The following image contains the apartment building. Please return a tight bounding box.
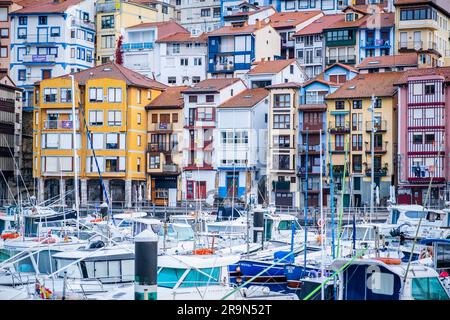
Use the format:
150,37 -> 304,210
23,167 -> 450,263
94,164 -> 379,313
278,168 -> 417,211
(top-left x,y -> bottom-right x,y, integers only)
245,58 -> 307,88
222,2 -> 275,27
146,86 -> 187,205
181,78 -> 246,202
9,0 -> 96,110
175,0 -> 221,35
272,0 -> 349,13
33,62 -> 167,207
0,0 -> 23,74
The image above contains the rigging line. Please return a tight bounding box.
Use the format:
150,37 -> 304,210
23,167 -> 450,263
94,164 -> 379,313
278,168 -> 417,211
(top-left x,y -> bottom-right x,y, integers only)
0,169 -> 19,207
336,134 -> 349,258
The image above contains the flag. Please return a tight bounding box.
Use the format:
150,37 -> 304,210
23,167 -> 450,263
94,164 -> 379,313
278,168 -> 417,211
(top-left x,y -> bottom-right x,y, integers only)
61,120 -> 73,129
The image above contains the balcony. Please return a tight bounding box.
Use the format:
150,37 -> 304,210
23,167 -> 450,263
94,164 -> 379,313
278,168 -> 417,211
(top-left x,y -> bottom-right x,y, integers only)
184,117 -> 216,128
365,167 -> 388,177
331,165 -> 349,177
213,63 -> 235,72
122,42 -> 154,51
150,123 -> 173,132
23,54 -> 56,65
298,143 -> 324,154
299,122 -> 324,132
330,143 -> 346,154
303,96 -> 326,105
71,18 -> 95,30
328,121 -> 350,134
298,56 -> 323,65
365,120 -> 387,132
96,2 -> 119,13
298,165 -> 324,176
17,34 -> 59,45
148,142 -> 171,153
397,41 -> 438,54
327,55 -> 356,65
163,164 -> 179,173
272,181 -> 290,191
43,120 -> 79,130
365,142 -> 388,154
360,39 -> 391,48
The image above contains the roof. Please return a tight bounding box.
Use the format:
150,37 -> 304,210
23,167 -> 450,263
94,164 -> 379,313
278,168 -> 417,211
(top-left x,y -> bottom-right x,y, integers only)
14,0 -> 83,14
326,72 -> 403,99
324,12 -> 394,30
156,32 -> 207,43
127,20 -> 188,41
268,10 -> 323,29
394,0 -> 450,16
395,66 -> 450,85
357,53 -> 418,70
294,14 -> 344,36
324,62 -> 358,73
248,59 -> 296,75
50,62 -> 167,90
146,86 -> 188,110
182,78 -> 242,94
219,88 -> 268,108
266,82 -> 303,89
207,23 -> 267,37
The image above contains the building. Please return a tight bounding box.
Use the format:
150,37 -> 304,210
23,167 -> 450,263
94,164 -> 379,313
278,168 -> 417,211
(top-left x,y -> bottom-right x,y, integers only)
245,58 -> 307,88
268,10 -> 323,59
394,0 -> 450,67
356,53 -> 419,73
222,2 -> 275,27
395,67 -> 450,206
146,85 -> 187,205
122,20 -> 207,86
175,0 -> 221,35
216,87 -> 269,205
325,71 -> 402,208
323,5 -> 394,67
9,0 -> 96,110
181,78 -> 246,203
293,14 -> 344,78
33,62 -> 167,207
0,0 -> 24,74
207,20 -> 281,78
272,0 -> 349,13
266,82 -> 302,207
0,80 -> 22,204
95,0 -> 175,65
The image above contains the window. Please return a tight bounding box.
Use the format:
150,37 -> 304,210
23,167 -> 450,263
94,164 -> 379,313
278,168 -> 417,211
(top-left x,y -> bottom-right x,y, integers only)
137,113 -> 142,125
17,27 -> 27,39
189,95 -> 197,103
0,46 -> 7,58
172,43 -> 180,54
201,8 -> 210,17
137,89 -> 141,104
71,48 -> 75,58
108,88 -> 122,103
273,135 -> 290,148
213,7 -> 221,18
180,58 -> 188,66
425,133 -> 435,144
50,27 -> 60,37
101,15 -> 114,29
137,158 -> 141,172
336,101 -> 345,110
149,155 -> 160,169
353,100 -> 362,109
86,50 -> 92,63
89,110 -> 103,126
352,155 -> 362,173
38,16 -> 47,25
273,114 -> 290,129
273,155 -> 290,170
197,107 -> 214,121
0,28 -> 8,38
43,88 -> 57,103
19,16 -> 27,25
192,76 -> 201,84
411,277 -> 449,300
425,84 -> 435,95
194,58 -> 202,66
168,77 -> 176,84
152,114 -> 157,123
101,35 -> 114,48
18,69 -> 26,81
89,88 -> 104,102
172,113 -> 178,123
162,5 -> 168,14
290,65 -> 294,74
107,111 -> 122,126
206,95 -> 214,103
60,88 -> 72,102
374,98 -> 382,108
106,134 -> 119,149
352,134 -> 362,151
137,135 -> 141,146
274,94 -> 290,108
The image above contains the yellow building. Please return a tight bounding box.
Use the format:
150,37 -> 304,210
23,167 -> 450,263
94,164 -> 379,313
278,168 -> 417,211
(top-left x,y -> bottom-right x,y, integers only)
394,0 -> 450,66
145,86 -> 187,205
33,62 -> 166,207
325,72 -> 402,208
96,0 -> 176,64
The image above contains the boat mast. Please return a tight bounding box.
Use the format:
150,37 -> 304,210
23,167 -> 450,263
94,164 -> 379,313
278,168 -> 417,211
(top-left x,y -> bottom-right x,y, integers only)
69,74 -> 80,239
369,95 -> 376,223
319,129 -> 325,300
303,129 -> 309,275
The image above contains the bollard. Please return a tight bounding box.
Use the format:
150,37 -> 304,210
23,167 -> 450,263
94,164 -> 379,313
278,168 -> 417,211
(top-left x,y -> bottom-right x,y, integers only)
134,229 -> 158,300
253,209 -> 264,246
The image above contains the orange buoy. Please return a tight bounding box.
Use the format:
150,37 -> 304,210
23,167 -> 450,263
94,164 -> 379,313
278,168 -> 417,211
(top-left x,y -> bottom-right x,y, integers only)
375,257 -> 401,265
193,248 -> 215,255
1,232 -> 19,240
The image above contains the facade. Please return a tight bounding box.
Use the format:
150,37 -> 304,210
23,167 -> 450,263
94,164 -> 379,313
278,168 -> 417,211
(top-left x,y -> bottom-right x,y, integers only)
207,21 -> 281,78
294,14 -> 343,79
96,0 -> 175,65
222,2 -> 275,27
272,0 -> 349,13
33,62 -> 167,207
0,0 -> 23,74
325,71 -> 402,208
9,0 -> 96,110
181,78 -> 246,203
396,67 -> 450,206
245,58 -> 307,88
356,53 -> 419,73
175,0 -> 221,35
122,21 -> 207,86
216,87 -> 269,205
146,85 -> 187,205
267,82 -> 302,207
394,0 -> 450,67
268,10 -> 323,59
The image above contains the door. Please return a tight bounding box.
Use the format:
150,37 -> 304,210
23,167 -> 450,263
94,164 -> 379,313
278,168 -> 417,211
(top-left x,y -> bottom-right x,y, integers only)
168,188 -> 177,207
38,28 -> 48,43
400,32 -> 407,48
305,49 -> 313,64
196,181 -> 206,199
414,31 -> 422,49
226,174 -> 238,200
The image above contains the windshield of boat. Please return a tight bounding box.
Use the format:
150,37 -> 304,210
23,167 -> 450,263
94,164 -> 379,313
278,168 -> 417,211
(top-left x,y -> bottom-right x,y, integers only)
411,277 -> 450,300
56,259 -> 81,278
277,220 -> 302,231
341,226 -> 375,241
158,225 -> 194,241
158,267 -> 221,289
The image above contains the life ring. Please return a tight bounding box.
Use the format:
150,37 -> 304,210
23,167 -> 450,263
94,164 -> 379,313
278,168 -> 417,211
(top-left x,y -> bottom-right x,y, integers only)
193,248 -> 215,255
90,218 -> 103,223
375,257 -> 401,265
1,232 -> 19,240
317,219 -> 325,228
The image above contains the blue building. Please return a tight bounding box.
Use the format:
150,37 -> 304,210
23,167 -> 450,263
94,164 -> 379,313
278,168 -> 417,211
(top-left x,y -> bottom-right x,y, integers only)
273,0 -> 349,13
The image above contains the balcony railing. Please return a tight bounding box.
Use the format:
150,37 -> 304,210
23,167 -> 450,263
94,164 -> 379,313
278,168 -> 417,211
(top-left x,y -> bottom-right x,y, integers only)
17,34 -> 59,43
151,123 -> 173,131
299,122 -> 324,132
122,42 -> 154,50
365,145 -> 387,154
298,143 -> 324,153
272,181 -> 290,191
398,41 -> 428,51
214,63 -> 234,71
328,121 -> 350,133
304,96 -> 325,105
365,167 -> 388,177
96,2 -> 118,13
331,164 -> 349,177
71,18 -> 95,30
43,120 -> 79,130
23,54 -> 56,64
148,142 -> 171,153
365,120 -> 387,132
163,164 -> 179,173
298,166 -> 324,175
361,39 -> 391,48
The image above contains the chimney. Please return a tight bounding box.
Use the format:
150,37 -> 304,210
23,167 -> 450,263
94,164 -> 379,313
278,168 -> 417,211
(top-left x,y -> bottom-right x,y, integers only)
255,18 -> 261,29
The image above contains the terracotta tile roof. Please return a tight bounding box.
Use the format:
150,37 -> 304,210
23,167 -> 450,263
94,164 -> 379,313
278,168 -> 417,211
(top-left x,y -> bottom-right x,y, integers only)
303,77 -> 339,88
324,62 -> 358,73
156,32 -> 207,43
394,0 -> 450,15
357,53 -> 418,69
127,21 -> 188,41
268,10 -> 323,29
395,66 -> 450,85
298,104 -> 327,111
14,0 -> 84,14
326,72 -> 404,99
146,86 -> 188,110
248,59 -> 297,74
219,88 -> 268,108
51,62 -> 168,90
294,14 -> 344,36
266,82 -> 303,89
207,23 -> 267,36
182,78 -> 243,93
324,12 -> 394,30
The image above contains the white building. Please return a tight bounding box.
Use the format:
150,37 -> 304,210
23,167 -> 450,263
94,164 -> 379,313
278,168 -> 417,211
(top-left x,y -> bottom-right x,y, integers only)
123,21 -> 207,86
215,87 -> 269,205
175,0 -> 222,35
181,78 -> 246,202
245,58 -> 308,88
9,0 -> 96,109
222,2 -> 276,27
